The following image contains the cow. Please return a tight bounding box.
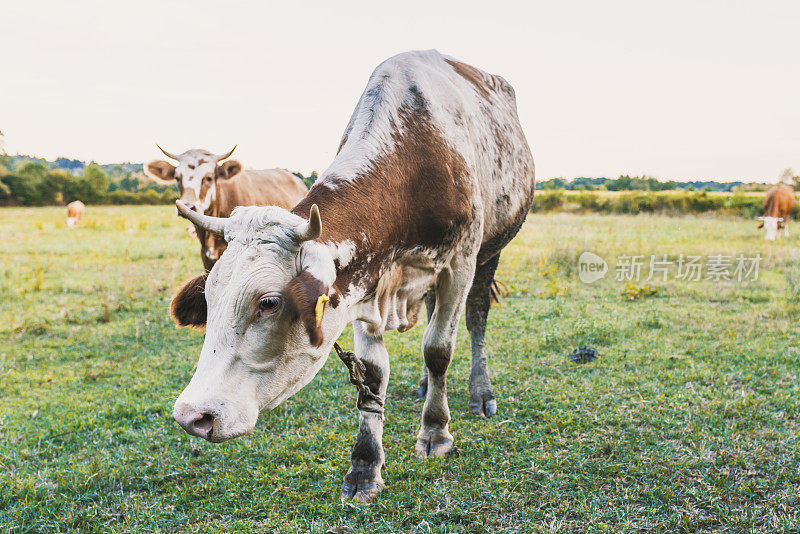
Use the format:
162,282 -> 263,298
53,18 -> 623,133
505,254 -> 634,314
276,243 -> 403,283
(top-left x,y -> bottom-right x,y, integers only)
144,146 -> 308,270
66,200 -> 85,228
168,50 -> 535,502
758,184 -> 795,240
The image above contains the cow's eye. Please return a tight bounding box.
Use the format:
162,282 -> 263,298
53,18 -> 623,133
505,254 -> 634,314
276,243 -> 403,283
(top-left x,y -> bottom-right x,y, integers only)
258,296 -> 281,313
204,176 -> 213,182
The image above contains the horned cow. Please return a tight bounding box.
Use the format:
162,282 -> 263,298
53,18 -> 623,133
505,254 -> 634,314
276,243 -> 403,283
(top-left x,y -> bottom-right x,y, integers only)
758,184 -> 795,240
168,50 -> 535,502
144,146 -> 308,270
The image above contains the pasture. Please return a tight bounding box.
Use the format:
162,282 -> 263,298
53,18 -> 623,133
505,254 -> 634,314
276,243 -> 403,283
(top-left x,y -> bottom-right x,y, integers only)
2,206 -> 799,532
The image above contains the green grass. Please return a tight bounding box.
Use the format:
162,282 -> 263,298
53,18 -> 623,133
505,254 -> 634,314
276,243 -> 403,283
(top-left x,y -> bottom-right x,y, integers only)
1,207 -> 800,533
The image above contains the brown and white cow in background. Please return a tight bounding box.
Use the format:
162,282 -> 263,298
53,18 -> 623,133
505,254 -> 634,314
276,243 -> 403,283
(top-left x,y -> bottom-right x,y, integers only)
144,146 -> 308,270
66,200 -> 85,228
168,50 -> 535,502
758,184 -> 795,240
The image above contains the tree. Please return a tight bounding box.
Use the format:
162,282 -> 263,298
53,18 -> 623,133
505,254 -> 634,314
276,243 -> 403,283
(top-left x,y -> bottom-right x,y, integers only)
38,170 -> 71,204
542,177 -> 567,190
53,157 -> 83,172
0,172 -> 10,200
83,164 -> 109,192
2,173 -> 41,204
292,170 -> 319,189
779,168 -> 798,189
18,161 -> 49,182
68,164 -> 110,203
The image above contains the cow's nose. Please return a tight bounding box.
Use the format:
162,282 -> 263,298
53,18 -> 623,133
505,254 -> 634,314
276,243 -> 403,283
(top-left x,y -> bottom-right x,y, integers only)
174,405 -> 216,440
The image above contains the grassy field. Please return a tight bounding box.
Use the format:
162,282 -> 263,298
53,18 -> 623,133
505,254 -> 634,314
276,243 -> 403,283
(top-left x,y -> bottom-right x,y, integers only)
1,206 -> 800,533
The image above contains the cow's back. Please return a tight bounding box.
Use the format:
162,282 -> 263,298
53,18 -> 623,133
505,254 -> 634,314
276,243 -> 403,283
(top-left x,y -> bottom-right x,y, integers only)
67,200 -> 85,218
320,50 -> 534,258
386,51 -> 535,258
438,55 -> 536,258
217,169 -> 308,217
764,185 -> 796,217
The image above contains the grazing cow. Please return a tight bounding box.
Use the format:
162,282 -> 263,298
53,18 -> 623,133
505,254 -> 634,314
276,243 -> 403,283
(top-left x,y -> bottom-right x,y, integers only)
144,146 -> 308,270
758,184 -> 795,240
169,50 -> 535,502
66,200 -> 85,228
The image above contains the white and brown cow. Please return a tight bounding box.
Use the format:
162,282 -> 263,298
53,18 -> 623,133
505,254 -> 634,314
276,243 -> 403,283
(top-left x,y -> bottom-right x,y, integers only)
758,184 -> 795,240
66,200 -> 85,228
168,50 -> 535,501
144,146 -> 308,270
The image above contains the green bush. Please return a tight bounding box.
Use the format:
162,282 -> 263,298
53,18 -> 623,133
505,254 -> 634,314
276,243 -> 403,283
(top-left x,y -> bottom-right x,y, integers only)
540,190 -> 796,218
723,192 -> 762,218
532,189 -> 566,212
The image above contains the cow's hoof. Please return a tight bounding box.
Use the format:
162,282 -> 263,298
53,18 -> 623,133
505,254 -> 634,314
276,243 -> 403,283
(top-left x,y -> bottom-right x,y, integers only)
341,479 -> 384,503
341,463 -> 384,503
469,396 -> 497,418
414,436 -> 458,458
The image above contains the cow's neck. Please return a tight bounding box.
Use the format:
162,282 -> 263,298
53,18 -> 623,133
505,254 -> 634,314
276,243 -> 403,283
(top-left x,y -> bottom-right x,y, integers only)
291,149 -> 409,304
292,108 -> 466,310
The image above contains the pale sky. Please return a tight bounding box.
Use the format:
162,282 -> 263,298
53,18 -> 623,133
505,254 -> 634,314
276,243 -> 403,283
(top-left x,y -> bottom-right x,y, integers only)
1,0 -> 798,182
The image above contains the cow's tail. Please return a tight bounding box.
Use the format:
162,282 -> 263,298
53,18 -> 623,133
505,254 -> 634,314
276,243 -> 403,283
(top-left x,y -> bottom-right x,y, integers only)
490,278 -> 509,305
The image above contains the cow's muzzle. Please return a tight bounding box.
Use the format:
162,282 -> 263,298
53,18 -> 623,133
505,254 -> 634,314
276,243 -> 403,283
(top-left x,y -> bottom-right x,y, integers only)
173,403 -> 219,442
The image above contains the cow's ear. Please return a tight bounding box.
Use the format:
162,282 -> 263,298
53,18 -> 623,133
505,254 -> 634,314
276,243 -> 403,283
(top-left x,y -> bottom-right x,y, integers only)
757,221 -> 764,229
171,274 -> 208,328
144,160 -> 176,184
284,271 -> 327,347
217,160 -> 243,180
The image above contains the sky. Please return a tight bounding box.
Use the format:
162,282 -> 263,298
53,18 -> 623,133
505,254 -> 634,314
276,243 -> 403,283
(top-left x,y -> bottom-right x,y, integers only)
0,0 -> 798,182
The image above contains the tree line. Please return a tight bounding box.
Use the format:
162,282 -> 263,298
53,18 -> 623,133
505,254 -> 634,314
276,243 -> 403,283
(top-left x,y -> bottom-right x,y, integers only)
538,174 -> 795,192
1,153 -> 796,207
532,189 -> 800,218
0,155 -> 321,207
0,156 -> 176,206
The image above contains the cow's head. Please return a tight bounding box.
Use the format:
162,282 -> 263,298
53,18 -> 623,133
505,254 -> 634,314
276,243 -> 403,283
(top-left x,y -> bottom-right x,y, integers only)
143,145 -> 243,212
757,216 -> 783,240
170,201 -> 343,442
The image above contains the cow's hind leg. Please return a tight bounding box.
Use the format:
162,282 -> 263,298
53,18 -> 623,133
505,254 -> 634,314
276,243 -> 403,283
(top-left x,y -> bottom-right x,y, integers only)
416,252 -> 476,458
341,321 -> 389,502
415,290 -> 436,400
466,254 -> 500,417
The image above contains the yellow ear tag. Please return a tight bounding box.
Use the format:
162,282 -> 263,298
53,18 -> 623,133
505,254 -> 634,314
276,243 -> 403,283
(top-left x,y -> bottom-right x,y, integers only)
315,294 -> 329,328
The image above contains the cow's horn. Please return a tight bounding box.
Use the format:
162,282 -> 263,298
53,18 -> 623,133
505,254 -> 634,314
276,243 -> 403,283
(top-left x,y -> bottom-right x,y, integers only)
176,200 -> 227,236
296,204 -> 322,242
156,143 -> 180,161
217,145 -> 237,161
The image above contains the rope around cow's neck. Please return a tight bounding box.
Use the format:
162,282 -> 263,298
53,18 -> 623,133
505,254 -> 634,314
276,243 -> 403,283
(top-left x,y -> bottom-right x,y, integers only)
333,342 -> 384,410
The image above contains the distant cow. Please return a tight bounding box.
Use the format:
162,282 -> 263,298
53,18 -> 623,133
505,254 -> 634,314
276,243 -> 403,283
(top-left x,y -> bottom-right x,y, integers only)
66,201 -> 85,228
758,184 -> 795,240
168,50 -> 535,502
144,146 -> 308,270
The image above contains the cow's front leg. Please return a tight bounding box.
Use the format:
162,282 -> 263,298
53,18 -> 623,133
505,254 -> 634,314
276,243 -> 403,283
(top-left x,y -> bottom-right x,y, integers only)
341,321 -> 389,502
416,253 -> 476,458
